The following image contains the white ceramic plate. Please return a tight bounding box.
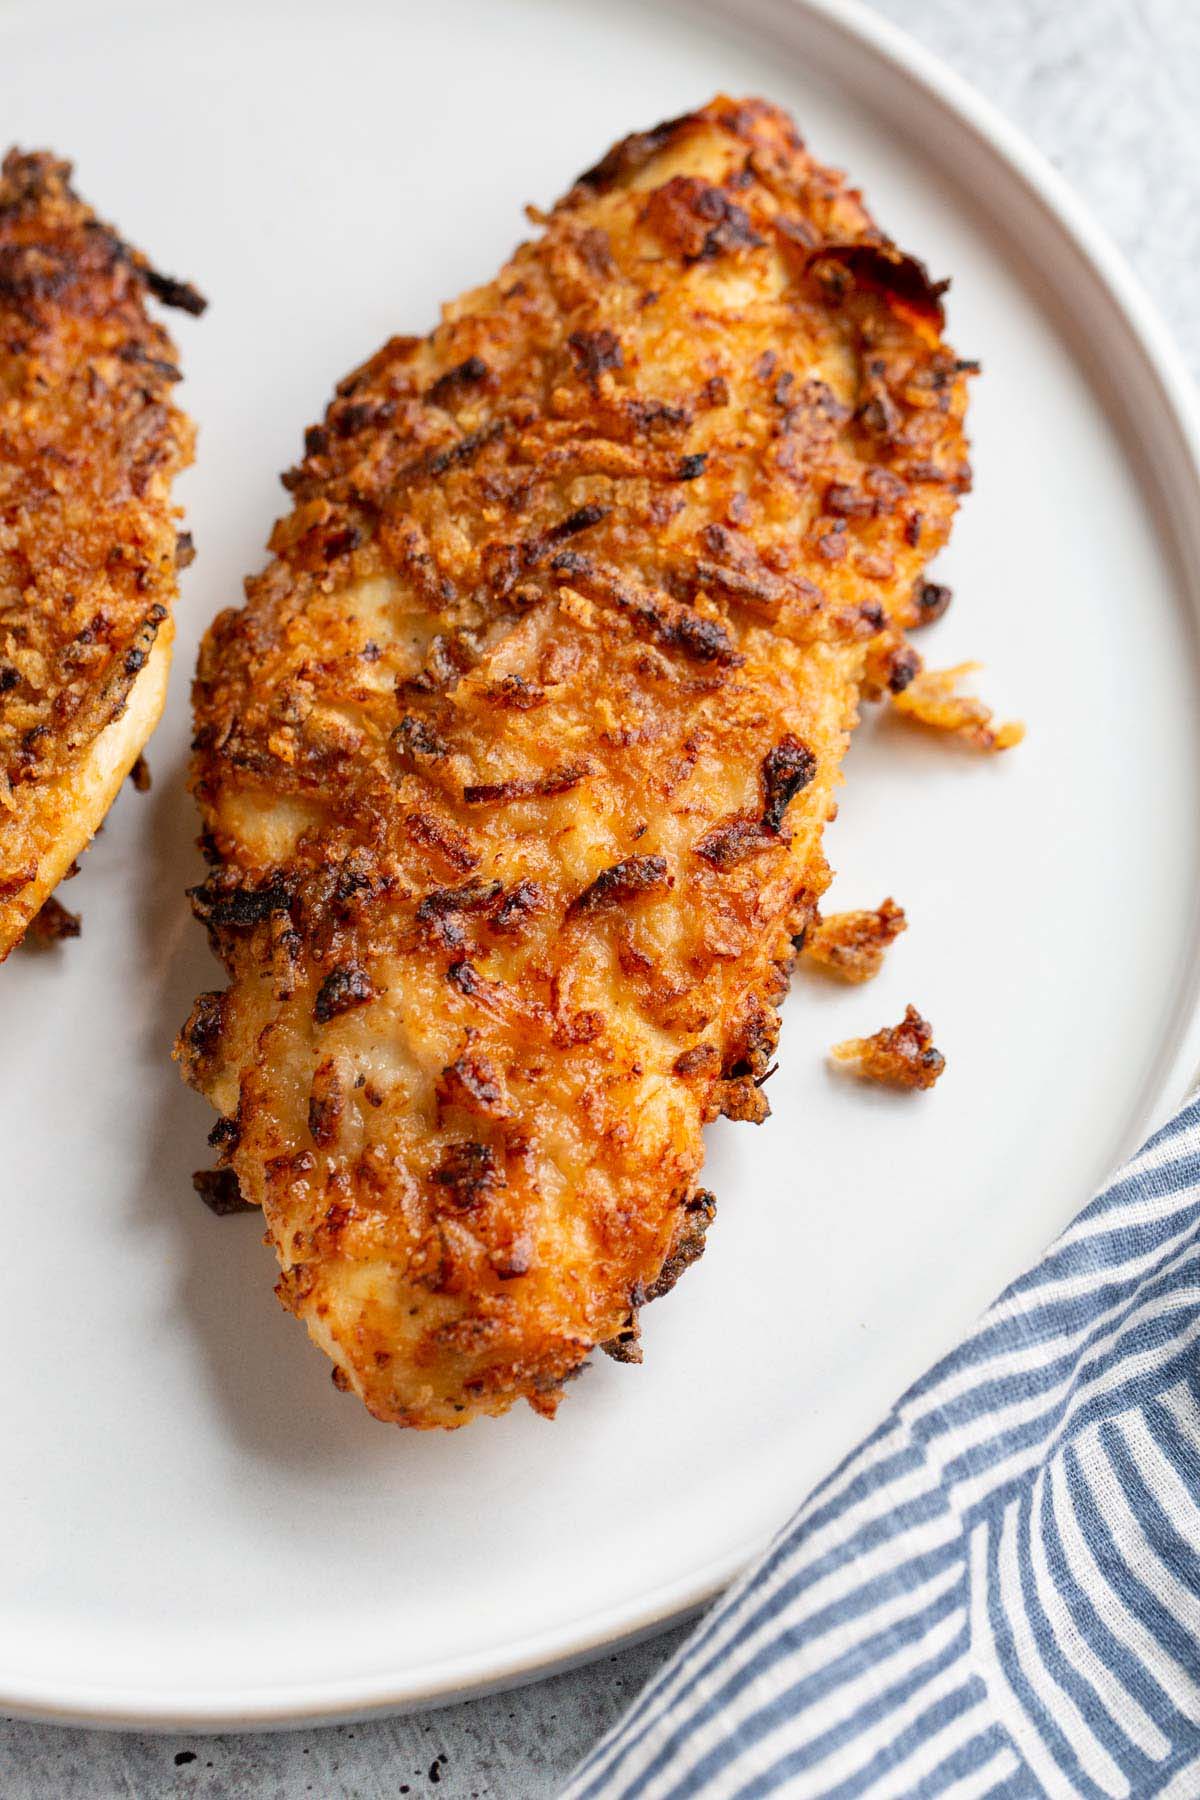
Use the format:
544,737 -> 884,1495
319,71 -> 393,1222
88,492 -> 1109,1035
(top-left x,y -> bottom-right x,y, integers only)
2,0 -> 1199,1732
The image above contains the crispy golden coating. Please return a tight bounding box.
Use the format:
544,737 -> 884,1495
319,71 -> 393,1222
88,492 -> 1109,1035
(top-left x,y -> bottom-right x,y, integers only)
832,1003 -> 946,1090
0,149 -> 199,956
802,898 -> 906,983
180,96 -> 974,1427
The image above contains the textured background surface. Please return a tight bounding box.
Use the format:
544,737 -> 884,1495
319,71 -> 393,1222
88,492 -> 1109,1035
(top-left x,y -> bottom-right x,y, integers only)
4,1 -> 1199,1793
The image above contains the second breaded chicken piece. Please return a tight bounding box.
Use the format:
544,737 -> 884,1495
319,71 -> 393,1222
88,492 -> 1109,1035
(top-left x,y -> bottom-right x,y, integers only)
0,149 -> 200,957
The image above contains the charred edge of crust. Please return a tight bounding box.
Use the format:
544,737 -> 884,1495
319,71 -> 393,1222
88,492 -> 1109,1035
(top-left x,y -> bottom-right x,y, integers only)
187,877 -> 293,959
808,242 -> 948,331
572,112 -> 698,194
601,1186 -> 718,1363
0,149 -> 207,315
570,96 -> 802,197
192,1167 -> 255,1215
645,1188 -> 717,1300
760,735 -> 817,834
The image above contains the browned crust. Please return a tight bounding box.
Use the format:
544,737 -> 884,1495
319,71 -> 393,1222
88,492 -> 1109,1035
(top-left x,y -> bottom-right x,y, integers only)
0,149 -> 198,948
178,95 -> 974,1427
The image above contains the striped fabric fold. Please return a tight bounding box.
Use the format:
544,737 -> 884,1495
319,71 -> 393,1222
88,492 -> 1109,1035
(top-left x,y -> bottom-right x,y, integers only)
562,1098 -> 1200,1799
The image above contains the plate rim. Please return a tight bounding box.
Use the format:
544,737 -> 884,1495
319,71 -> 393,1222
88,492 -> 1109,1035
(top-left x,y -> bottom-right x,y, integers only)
5,0 -> 1200,1733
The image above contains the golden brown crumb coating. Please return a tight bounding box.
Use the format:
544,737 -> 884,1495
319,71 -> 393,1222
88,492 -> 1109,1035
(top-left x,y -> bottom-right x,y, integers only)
0,149 -> 199,955
179,96 -> 973,1427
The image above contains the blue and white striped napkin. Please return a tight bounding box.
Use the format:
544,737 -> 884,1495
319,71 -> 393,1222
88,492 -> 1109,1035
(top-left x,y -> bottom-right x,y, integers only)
564,1096 -> 1200,1798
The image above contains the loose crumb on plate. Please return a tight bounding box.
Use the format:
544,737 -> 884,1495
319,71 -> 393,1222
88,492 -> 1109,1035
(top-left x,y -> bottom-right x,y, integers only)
23,893 -> 81,945
192,1168 -> 256,1216
801,898 -> 906,983
831,1003 -> 945,1090
892,662 -> 1024,751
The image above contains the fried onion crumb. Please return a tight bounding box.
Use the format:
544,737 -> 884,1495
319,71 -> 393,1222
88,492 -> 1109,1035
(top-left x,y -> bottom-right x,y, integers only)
832,1003 -> 945,1090
23,893 -> 81,945
892,663 -> 1023,751
191,1168 -> 256,1216
802,898 -> 906,983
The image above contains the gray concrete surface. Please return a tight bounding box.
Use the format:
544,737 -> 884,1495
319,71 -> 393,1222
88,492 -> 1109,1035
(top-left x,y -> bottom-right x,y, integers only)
4,2 -> 1199,1794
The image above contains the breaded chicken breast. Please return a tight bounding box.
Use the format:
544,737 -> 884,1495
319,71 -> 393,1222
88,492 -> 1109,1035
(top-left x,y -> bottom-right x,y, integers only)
0,150 -> 200,957
180,97 -> 977,1427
